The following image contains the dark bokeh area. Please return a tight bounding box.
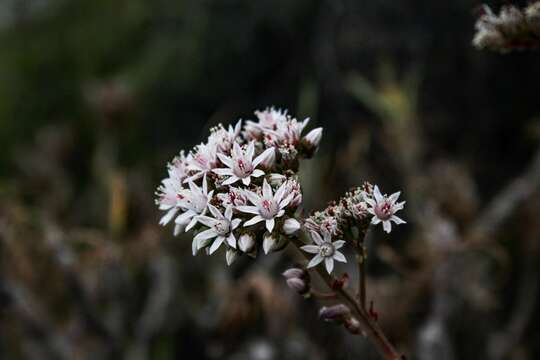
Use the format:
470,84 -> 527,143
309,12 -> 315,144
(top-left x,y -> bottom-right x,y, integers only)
0,0 -> 539,359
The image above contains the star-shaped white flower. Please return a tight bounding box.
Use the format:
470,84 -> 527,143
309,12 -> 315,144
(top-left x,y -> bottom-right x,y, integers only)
155,152 -> 190,228
213,142 -> 273,186
365,185 -> 406,233
237,179 -> 293,233
184,142 -> 219,183
301,231 -> 346,274
208,120 -> 242,153
193,204 -> 241,255
175,175 -> 214,231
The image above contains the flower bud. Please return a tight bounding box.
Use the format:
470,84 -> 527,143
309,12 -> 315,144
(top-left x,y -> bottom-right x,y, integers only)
319,304 -> 351,321
268,173 -> 286,187
226,249 -> 239,266
283,218 -> 301,235
344,317 -> 361,335
238,233 -> 255,253
282,267 -> 307,280
263,232 -> 278,254
303,127 -> 323,148
258,147 -> 276,169
286,277 -> 309,295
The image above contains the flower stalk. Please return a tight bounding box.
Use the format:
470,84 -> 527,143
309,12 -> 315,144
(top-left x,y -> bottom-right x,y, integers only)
292,233 -> 402,360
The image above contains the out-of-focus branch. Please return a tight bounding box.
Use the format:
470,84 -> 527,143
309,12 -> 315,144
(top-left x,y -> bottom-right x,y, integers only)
43,221 -> 119,354
2,280 -> 73,360
466,148 -> 540,244
128,252 -> 176,360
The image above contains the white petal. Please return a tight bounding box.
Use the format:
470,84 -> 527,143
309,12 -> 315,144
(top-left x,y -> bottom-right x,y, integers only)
174,223 -> 185,236
225,206 -> 233,220
244,215 -> 265,227
322,231 -> 332,243
208,204 -> 223,219
246,141 -> 255,161
244,190 -> 261,206
333,251 -> 347,263
217,153 -> 234,168
209,236 -> 225,254
262,179 -> 272,198
213,168 -> 234,176
265,218 -> 275,233
301,245 -> 320,254
231,218 -> 242,229
196,215 -> 216,228
382,221 -> 392,233
194,228 -> 218,241
371,217 -> 381,225
364,198 -> 376,207
159,208 -> 178,226
388,191 -> 401,203
226,233 -> 236,248
192,239 -> 198,255
391,215 -> 406,224
175,210 -> 194,225
223,176 -> 240,185
196,236 -> 214,250
324,258 -> 334,273
241,176 -> 251,186
253,147 -> 274,167
311,231 -> 323,245
274,181 -> 287,204
373,185 -> 384,203
236,206 -> 260,215
252,169 -> 265,177
307,254 -> 324,268
185,216 -> 199,231
332,240 -> 346,249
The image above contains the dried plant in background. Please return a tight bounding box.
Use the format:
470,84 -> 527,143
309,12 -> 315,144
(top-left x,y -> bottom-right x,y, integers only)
473,2 -> 540,52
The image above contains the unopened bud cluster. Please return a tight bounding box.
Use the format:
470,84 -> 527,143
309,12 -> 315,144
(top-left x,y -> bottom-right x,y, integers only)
473,2 -> 540,52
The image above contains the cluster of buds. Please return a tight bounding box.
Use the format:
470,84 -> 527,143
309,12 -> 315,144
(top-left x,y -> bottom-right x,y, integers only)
304,184 -> 405,238
473,2 -> 540,52
156,107 -> 322,265
156,107 -> 405,274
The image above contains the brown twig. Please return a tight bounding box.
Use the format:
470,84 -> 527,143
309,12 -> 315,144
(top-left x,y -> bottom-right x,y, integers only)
292,234 -> 403,360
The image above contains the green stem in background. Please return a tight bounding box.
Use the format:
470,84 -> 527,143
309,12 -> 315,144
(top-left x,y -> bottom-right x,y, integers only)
293,231 -> 402,360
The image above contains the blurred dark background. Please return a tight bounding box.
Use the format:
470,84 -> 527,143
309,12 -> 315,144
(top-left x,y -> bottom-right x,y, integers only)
0,0 -> 539,359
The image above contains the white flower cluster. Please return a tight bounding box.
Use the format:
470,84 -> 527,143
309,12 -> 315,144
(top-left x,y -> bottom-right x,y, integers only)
473,2 -> 540,52
156,107 -> 407,274
156,107 -> 322,265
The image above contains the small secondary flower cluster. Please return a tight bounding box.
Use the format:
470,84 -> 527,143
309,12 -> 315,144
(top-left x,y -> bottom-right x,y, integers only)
473,2 -> 540,52
302,183 -> 405,273
156,107 -> 406,275
156,108 -> 321,265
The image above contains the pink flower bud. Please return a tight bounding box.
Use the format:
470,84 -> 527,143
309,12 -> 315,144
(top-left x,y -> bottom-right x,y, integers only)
238,233 -> 255,253
303,127 -> 323,148
344,317 -> 361,335
283,218 -> 301,235
258,147 -> 276,169
319,304 -> 351,321
282,267 -> 308,281
286,277 -> 309,295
